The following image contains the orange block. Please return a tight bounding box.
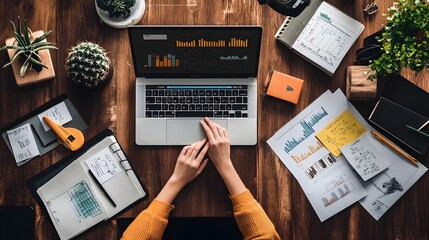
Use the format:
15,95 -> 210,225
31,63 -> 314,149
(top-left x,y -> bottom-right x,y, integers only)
265,70 -> 304,104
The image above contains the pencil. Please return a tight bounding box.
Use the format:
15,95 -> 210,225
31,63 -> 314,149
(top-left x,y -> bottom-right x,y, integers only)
370,130 -> 419,167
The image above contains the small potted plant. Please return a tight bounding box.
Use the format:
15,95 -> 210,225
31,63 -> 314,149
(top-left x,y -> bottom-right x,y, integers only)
368,0 -> 429,80
0,17 -> 57,86
95,0 -> 146,28
66,42 -> 113,89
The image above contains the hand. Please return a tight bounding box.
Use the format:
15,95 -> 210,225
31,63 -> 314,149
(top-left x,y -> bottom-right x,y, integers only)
200,117 -> 246,196
170,138 -> 209,187
156,139 -> 209,205
200,117 -> 232,171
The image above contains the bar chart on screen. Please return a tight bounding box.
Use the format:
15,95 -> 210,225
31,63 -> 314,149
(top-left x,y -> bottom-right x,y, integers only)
144,54 -> 180,68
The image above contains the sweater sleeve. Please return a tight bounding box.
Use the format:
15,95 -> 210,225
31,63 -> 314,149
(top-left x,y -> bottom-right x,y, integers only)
121,200 -> 174,240
230,190 -> 281,240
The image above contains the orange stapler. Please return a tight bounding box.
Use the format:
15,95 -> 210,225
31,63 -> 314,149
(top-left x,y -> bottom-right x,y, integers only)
43,116 -> 84,151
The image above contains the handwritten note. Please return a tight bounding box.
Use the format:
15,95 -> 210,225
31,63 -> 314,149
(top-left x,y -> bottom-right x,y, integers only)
316,109 -> 366,157
85,148 -> 122,184
341,133 -> 390,181
37,102 -> 73,131
7,123 -> 40,163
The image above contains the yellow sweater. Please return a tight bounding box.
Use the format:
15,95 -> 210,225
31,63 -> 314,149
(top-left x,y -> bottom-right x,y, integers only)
122,190 -> 280,240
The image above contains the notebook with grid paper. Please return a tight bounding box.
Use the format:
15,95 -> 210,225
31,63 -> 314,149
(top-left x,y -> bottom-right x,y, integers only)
27,129 -> 147,240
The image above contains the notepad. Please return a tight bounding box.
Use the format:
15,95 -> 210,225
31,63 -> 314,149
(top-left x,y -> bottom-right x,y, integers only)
275,0 -> 364,75
316,109 -> 366,157
340,132 -> 390,181
27,130 -> 147,240
316,110 -> 390,181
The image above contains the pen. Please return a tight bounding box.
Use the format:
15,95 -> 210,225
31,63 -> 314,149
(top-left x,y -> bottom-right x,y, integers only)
370,130 -> 419,167
418,120 -> 429,131
88,170 -> 117,207
406,125 -> 429,138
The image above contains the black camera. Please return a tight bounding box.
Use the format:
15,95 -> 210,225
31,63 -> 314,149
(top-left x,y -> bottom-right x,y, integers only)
258,0 -> 311,17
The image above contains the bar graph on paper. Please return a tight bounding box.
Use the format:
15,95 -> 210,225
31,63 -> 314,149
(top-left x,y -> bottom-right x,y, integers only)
280,105 -> 327,148
321,172 -> 355,207
277,107 -> 328,164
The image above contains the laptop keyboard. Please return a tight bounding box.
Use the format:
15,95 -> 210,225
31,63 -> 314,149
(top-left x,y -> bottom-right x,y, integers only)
145,85 -> 248,118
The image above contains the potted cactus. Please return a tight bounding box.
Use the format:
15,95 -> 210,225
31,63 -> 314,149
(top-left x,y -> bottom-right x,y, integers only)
0,17 -> 57,86
66,42 -> 113,89
95,0 -> 145,28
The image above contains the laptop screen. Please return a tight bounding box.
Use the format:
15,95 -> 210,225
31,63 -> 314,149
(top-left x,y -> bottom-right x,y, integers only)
128,26 -> 262,78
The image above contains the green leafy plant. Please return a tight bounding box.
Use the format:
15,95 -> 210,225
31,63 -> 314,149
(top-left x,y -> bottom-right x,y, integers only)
369,0 -> 429,80
96,0 -> 136,19
66,42 -> 112,89
0,17 -> 57,77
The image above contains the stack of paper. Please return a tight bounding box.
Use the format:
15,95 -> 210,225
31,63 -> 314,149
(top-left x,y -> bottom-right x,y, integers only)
267,89 -> 427,221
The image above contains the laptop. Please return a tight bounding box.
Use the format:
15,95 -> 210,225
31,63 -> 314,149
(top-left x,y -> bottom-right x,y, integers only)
128,26 -> 262,145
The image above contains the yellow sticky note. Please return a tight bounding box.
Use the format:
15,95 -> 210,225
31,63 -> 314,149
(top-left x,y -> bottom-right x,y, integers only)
316,109 -> 367,157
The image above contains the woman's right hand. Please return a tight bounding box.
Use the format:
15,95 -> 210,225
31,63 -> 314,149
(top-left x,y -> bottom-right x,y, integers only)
200,117 -> 232,171
200,117 -> 247,196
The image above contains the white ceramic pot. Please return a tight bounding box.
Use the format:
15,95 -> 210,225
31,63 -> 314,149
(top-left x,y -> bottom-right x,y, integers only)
95,0 -> 145,28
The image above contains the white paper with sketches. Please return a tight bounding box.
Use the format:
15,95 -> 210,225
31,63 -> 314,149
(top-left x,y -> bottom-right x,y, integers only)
341,132 -> 390,181
85,148 -> 122,184
7,123 -> 40,163
37,102 -> 73,131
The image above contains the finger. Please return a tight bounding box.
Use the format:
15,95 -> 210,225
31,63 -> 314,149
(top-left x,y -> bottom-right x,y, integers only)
205,117 -> 220,139
196,142 -> 210,163
200,120 -> 215,142
186,141 -> 198,157
217,125 -> 225,138
180,145 -> 190,156
191,138 -> 207,158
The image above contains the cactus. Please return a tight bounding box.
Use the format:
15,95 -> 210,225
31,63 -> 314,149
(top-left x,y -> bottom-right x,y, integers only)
66,42 -> 112,89
96,0 -> 136,19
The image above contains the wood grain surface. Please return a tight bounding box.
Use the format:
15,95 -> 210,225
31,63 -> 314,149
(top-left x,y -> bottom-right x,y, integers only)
0,0 -> 428,239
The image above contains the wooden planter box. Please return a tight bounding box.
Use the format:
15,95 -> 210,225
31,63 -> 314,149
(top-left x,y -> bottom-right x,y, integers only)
346,66 -> 377,101
5,30 -> 55,87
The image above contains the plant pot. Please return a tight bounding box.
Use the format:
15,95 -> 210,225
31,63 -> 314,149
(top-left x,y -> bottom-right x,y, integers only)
5,30 -> 55,87
95,0 -> 145,28
346,66 -> 377,101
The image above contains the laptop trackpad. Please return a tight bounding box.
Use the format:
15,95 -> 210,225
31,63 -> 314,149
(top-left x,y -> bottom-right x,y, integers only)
167,120 -> 227,145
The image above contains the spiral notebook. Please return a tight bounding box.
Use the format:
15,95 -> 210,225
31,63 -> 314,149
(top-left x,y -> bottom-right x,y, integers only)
27,129 -> 147,240
274,0 -> 364,75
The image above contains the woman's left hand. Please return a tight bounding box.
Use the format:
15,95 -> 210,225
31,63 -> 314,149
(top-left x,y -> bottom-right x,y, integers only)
170,138 -> 210,187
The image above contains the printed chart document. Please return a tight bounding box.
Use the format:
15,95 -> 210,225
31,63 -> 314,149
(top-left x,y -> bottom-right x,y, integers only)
267,89 -> 427,221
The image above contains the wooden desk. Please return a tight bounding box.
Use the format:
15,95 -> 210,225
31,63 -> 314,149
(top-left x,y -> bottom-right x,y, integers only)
0,0 -> 428,239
